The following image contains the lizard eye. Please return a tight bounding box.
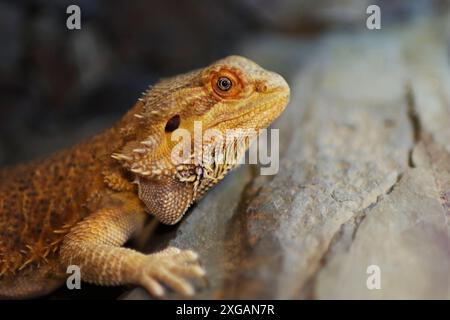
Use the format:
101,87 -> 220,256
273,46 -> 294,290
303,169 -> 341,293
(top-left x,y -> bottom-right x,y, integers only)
217,77 -> 232,91
210,69 -> 243,98
165,115 -> 180,132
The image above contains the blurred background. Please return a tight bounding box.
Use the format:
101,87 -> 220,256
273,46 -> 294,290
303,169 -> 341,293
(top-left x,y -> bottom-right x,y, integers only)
0,0 -> 446,166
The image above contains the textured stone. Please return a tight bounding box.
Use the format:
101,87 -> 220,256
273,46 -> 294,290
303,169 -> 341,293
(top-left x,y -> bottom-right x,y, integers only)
314,19 -> 450,300
315,168 -> 450,299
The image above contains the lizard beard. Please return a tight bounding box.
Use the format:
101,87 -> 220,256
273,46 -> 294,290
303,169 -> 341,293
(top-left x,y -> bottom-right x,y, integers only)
137,176 -> 194,225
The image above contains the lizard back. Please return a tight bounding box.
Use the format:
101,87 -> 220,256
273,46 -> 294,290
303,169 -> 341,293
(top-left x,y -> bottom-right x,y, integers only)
0,130 -> 118,279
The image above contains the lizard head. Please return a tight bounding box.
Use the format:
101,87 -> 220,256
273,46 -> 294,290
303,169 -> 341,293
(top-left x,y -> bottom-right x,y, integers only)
112,55 -> 290,224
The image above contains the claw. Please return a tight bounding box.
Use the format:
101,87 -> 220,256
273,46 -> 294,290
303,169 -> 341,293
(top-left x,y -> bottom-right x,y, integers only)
184,250 -> 199,261
138,247 -> 204,298
141,276 -> 165,297
171,264 -> 206,277
158,271 -> 195,297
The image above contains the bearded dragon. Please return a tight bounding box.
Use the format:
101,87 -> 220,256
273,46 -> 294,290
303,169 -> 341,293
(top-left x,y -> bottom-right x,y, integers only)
0,56 -> 290,299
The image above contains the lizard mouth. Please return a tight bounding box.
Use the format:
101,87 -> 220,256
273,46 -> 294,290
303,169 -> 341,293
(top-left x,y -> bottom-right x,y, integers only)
208,92 -> 290,130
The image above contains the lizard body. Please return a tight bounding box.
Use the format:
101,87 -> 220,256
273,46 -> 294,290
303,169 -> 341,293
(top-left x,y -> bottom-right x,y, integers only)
0,56 -> 289,298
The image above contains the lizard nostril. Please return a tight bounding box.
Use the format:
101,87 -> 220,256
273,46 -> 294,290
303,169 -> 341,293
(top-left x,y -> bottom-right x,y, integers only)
256,82 -> 268,93
165,115 -> 180,132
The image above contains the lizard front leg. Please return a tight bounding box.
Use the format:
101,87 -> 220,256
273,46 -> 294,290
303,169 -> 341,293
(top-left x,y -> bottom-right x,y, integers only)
60,192 -> 205,297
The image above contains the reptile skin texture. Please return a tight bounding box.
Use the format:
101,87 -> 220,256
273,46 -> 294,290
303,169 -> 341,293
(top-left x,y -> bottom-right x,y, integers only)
0,56 -> 290,298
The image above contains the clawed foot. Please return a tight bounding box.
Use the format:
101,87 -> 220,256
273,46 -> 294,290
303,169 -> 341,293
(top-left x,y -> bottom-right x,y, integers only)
137,246 -> 205,298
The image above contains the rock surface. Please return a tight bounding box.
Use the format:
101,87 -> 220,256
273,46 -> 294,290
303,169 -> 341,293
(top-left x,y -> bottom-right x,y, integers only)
123,17 -> 450,299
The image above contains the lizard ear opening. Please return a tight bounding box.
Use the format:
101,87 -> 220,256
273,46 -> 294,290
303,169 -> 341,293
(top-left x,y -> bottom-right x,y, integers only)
137,176 -> 193,225
165,115 -> 180,133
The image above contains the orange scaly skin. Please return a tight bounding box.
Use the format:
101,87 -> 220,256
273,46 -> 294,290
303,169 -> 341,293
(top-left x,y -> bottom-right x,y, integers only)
0,56 -> 290,298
